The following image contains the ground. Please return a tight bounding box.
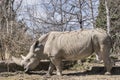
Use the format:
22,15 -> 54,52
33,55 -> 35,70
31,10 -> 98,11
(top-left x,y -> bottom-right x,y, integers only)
0,70 -> 120,80
0,62 -> 120,80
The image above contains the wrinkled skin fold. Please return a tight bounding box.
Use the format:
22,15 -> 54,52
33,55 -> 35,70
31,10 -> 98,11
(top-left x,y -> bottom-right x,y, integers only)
12,28 -> 113,76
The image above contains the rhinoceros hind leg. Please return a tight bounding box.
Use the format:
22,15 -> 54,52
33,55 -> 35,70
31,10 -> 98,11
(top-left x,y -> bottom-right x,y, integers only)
100,45 -> 112,74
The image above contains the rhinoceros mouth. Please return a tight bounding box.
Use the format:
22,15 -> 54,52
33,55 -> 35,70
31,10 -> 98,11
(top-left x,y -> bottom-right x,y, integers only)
12,56 -> 30,72
24,67 -> 30,73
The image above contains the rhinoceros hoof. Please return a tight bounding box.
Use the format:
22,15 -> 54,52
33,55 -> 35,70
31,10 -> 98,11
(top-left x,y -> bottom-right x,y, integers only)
105,72 -> 111,75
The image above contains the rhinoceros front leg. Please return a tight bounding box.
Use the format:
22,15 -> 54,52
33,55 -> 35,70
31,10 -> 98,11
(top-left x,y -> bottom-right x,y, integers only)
46,62 -> 55,76
50,57 -> 62,76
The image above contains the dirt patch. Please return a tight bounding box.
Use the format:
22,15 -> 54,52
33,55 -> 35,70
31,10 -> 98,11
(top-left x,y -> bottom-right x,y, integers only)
0,62 -> 120,80
0,68 -> 120,80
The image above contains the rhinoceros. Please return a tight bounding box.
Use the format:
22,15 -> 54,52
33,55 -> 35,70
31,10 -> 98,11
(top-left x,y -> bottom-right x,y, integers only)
12,28 -> 113,76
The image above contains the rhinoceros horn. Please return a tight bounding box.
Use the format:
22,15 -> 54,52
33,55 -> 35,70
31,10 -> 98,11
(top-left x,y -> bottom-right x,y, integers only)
12,41 -> 39,67
12,56 -> 23,66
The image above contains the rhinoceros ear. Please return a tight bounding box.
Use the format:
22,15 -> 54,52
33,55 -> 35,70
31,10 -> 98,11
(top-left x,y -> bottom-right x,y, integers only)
30,41 -> 39,52
34,43 -> 44,52
35,40 -> 39,47
33,40 -> 39,49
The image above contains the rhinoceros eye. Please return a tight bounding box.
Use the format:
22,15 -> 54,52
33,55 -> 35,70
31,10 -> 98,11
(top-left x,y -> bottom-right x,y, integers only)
26,59 -> 30,62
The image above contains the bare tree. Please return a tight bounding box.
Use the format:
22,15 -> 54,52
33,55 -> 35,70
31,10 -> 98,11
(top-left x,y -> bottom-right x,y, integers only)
16,0 -> 99,38
89,0 -> 95,27
105,0 -> 110,34
0,0 -> 32,60
77,0 -> 84,29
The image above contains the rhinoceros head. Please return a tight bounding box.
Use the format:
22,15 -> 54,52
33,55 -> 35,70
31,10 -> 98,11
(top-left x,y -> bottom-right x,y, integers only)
12,41 -> 44,72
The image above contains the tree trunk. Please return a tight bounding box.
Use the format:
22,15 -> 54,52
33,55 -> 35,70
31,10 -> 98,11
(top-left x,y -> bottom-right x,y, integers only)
5,46 -> 11,60
78,0 -> 83,29
89,0 -> 95,28
105,0 -> 110,34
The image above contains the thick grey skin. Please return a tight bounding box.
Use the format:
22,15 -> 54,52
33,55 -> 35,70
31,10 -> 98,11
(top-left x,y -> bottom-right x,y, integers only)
43,29 -> 113,76
12,29 -> 113,76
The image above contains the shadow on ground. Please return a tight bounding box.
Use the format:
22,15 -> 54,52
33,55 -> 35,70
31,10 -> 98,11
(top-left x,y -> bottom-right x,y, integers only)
0,66 -> 120,77
66,66 -> 120,76
25,66 -> 120,76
